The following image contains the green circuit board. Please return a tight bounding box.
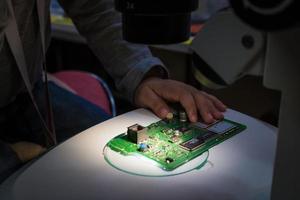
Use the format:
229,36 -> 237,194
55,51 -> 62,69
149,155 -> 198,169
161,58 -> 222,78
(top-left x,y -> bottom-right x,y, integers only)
107,115 -> 246,171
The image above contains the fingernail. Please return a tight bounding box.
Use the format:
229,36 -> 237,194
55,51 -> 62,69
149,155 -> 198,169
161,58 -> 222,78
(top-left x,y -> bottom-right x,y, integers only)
215,112 -> 224,119
207,113 -> 214,123
160,108 -> 169,117
220,111 -> 224,117
190,115 -> 197,122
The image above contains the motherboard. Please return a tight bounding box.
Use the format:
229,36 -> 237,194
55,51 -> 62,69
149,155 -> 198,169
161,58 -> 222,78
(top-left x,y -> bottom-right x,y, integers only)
107,112 -> 246,171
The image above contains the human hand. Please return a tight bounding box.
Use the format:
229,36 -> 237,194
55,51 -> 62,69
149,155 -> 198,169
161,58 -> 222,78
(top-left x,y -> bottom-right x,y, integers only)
135,78 -> 227,124
10,142 -> 46,163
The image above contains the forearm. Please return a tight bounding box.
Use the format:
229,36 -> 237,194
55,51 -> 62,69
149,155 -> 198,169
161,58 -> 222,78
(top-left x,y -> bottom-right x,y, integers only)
58,0 -> 168,102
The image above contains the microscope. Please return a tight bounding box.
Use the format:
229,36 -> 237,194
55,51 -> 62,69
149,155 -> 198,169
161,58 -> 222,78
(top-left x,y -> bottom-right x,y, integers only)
115,0 -> 300,199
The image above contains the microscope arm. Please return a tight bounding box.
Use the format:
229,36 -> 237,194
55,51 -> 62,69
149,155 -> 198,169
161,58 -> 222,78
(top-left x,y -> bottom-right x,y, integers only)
191,10 -> 265,88
191,8 -> 300,200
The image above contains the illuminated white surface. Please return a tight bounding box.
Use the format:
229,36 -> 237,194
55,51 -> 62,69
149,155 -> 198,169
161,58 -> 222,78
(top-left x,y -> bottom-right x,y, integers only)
103,146 -> 209,177
0,109 -> 277,200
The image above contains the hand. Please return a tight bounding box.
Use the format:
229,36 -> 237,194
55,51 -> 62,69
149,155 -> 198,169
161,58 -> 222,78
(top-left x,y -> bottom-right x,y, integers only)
10,142 -> 46,163
135,78 -> 227,123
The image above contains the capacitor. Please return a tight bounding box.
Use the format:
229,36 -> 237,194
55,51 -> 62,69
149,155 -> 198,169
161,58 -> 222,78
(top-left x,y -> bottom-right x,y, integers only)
167,129 -> 173,135
179,111 -> 188,123
165,157 -> 174,163
174,130 -> 181,136
138,143 -> 148,152
166,112 -> 174,120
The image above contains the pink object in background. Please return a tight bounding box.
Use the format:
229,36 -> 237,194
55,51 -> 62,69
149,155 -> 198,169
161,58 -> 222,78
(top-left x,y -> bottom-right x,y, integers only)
53,70 -> 113,115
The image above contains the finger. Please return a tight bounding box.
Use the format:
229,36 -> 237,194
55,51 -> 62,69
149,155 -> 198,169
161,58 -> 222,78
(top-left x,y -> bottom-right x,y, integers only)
194,91 -> 224,120
151,80 -> 185,102
209,102 -> 224,120
179,93 -> 198,122
138,87 -> 171,119
194,95 -> 215,124
151,82 -> 198,122
202,97 -> 224,120
201,92 -> 227,112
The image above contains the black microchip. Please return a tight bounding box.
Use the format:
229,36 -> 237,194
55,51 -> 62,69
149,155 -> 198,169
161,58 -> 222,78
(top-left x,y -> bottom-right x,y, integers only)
178,127 -> 189,133
200,132 -> 217,141
180,138 -> 204,151
166,157 -> 174,163
162,119 -> 169,124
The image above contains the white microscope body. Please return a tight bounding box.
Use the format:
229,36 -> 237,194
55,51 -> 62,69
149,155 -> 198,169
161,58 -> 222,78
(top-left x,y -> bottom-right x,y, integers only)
191,4 -> 300,199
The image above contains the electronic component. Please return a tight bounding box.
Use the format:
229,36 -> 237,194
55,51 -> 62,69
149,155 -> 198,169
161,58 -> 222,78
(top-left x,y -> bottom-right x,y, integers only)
180,137 -> 204,151
127,124 -> 149,144
166,113 -> 174,120
138,143 -> 149,152
167,129 -> 173,134
171,135 -> 180,143
200,132 -> 217,141
163,112 -> 174,124
174,130 -> 181,137
179,111 -> 188,123
165,157 -> 174,164
163,129 -> 174,135
192,120 -> 220,129
207,121 -> 237,134
178,127 -> 189,133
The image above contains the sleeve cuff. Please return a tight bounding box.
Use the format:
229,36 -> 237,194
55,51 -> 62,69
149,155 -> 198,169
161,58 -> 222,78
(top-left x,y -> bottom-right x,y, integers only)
117,57 -> 169,103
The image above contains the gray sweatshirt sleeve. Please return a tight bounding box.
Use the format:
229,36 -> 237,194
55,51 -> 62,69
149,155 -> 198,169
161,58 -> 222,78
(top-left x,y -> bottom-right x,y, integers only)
0,0 -> 9,51
57,0 -> 168,102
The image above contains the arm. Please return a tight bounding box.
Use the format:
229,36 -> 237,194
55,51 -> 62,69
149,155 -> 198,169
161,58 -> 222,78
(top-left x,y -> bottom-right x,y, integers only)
57,0 -> 167,102
57,0 -> 226,123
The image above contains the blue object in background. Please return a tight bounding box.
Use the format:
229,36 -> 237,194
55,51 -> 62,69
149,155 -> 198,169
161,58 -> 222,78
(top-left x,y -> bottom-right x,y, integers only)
192,0 -> 230,23
50,0 -> 65,16
50,0 -> 229,24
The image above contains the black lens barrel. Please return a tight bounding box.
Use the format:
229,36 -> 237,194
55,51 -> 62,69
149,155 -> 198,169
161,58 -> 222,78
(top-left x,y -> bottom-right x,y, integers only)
115,0 -> 198,44
230,0 -> 299,31
115,0 -> 198,14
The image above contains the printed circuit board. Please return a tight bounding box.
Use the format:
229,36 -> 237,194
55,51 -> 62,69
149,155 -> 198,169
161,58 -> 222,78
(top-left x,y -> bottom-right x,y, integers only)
107,113 -> 246,171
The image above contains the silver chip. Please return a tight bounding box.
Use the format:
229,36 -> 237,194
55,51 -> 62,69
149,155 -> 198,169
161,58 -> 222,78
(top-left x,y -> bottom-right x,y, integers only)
207,121 -> 236,134
192,120 -> 220,129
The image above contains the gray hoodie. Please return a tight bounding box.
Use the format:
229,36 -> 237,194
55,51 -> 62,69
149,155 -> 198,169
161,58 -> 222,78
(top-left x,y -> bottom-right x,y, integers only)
0,0 -> 165,108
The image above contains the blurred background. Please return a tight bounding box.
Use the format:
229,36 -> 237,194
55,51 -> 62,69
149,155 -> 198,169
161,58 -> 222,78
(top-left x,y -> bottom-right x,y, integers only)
48,0 -> 280,126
